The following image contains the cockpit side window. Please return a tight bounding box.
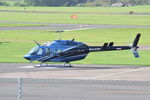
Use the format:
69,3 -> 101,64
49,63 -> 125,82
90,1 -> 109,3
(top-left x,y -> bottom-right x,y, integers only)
29,46 -> 39,55
45,48 -> 50,56
57,49 -> 62,53
37,48 -> 44,55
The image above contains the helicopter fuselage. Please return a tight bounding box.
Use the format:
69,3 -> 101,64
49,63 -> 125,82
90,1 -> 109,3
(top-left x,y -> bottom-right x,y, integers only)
24,34 -> 141,66
24,40 -> 90,63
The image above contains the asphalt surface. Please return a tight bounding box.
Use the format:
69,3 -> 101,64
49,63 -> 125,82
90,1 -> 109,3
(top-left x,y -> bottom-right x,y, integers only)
0,63 -> 150,81
0,78 -> 150,100
1,22 -> 150,31
0,63 -> 150,100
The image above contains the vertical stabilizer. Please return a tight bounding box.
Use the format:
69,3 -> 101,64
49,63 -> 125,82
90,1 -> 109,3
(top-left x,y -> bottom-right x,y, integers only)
131,33 -> 141,58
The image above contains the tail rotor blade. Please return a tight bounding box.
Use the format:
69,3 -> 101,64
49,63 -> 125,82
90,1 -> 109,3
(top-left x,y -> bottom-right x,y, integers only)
132,33 -> 141,48
132,49 -> 140,58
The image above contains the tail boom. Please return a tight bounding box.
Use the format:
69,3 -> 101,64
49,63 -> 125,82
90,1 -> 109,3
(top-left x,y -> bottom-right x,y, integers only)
89,46 -> 131,52
88,33 -> 141,58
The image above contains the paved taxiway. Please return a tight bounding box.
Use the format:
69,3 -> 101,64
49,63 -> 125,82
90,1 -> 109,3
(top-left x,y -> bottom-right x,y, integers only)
1,78 -> 150,100
1,21 -> 150,31
0,63 -> 150,100
0,63 -> 150,81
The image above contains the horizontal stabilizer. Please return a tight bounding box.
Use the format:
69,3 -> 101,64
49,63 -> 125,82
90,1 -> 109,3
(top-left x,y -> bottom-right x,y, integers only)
108,42 -> 114,47
103,43 -> 108,48
132,33 -> 141,48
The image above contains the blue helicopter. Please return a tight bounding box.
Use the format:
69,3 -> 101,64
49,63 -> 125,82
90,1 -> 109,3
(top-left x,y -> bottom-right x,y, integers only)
24,32 -> 141,67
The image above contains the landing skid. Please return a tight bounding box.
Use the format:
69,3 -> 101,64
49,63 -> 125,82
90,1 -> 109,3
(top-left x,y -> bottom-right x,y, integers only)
40,62 -> 48,67
34,62 -> 73,67
34,62 -> 48,67
64,62 -> 72,67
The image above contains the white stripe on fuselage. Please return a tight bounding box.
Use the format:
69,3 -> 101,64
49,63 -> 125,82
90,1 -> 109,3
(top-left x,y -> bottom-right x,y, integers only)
89,48 -> 101,51
62,54 -> 88,60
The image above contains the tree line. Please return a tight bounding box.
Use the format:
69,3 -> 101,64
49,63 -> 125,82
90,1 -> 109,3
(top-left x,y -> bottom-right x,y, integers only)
0,0 -> 150,6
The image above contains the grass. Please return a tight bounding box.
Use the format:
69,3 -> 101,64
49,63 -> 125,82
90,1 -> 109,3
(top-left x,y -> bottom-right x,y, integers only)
0,6 -> 149,25
0,6 -> 149,65
0,28 -> 149,65
0,5 -> 150,13
75,50 -> 150,66
0,23 -> 46,27
0,12 -> 149,25
0,28 -> 149,45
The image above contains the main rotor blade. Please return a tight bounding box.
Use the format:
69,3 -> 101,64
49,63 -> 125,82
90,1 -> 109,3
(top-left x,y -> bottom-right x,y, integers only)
34,40 -> 40,46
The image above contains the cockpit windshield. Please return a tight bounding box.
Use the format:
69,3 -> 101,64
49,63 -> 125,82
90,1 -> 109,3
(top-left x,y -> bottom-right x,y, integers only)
29,46 -> 39,55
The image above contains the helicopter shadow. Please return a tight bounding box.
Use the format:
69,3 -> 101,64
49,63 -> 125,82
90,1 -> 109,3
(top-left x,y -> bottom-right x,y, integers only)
73,65 -> 145,70
33,64 -> 143,70
33,64 -> 70,68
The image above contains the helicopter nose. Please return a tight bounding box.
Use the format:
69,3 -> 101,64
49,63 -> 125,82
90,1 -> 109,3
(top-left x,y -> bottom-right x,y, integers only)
24,55 -> 31,60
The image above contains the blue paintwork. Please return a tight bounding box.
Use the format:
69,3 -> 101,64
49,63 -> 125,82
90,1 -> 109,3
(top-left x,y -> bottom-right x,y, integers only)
24,34 -> 141,64
24,40 -> 89,63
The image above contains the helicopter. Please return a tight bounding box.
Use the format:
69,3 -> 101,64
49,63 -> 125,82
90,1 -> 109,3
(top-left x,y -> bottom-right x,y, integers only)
24,31 -> 141,67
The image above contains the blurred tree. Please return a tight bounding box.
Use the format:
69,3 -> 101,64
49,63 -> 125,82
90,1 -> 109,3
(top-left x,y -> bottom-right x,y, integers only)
3,0 -> 150,7
0,1 -> 9,6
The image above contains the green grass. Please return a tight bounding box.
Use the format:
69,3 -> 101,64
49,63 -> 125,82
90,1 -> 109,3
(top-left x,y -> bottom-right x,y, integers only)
75,50 -> 150,66
0,28 -> 149,65
0,6 -> 149,25
0,6 -> 149,65
0,23 -> 46,27
0,12 -> 149,25
0,5 -> 150,13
